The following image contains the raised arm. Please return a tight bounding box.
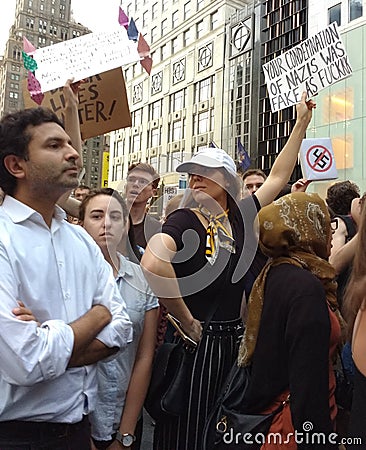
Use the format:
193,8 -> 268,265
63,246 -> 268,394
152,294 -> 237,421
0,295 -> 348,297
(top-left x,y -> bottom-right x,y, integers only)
141,233 -> 202,342
255,92 -> 316,207
329,233 -> 359,276
57,79 -> 83,214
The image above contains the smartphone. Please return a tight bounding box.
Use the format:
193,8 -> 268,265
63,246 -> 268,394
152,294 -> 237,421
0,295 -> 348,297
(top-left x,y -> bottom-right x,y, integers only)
167,313 -> 198,348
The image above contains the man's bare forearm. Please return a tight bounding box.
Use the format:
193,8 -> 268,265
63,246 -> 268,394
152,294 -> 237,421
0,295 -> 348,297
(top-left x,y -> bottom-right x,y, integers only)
68,339 -> 118,367
68,305 -> 111,367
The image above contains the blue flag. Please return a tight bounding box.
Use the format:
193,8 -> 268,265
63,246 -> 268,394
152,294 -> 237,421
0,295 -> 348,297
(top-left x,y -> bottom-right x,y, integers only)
127,18 -> 139,41
237,138 -> 251,171
209,141 -> 218,148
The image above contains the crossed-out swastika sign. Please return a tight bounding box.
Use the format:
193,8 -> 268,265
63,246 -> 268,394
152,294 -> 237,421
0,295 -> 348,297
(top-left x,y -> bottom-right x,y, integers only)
299,138 -> 338,181
306,145 -> 333,172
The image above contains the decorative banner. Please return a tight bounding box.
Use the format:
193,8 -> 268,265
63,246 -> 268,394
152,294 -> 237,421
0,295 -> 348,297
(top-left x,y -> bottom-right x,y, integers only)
23,67 -> 132,140
299,138 -> 338,181
27,71 -> 44,105
118,7 -> 129,29
30,27 -> 141,93
263,22 -> 352,113
22,51 -> 38,71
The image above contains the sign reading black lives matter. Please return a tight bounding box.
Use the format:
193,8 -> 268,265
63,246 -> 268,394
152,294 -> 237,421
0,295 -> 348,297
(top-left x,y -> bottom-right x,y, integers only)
263,22 -> 352,113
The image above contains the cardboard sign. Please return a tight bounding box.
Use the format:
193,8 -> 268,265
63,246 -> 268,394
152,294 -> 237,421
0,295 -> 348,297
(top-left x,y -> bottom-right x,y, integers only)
23,67 -> 132,140
30,28 -> 141,93
263,22 -> 352,113
299,138 -> 338,181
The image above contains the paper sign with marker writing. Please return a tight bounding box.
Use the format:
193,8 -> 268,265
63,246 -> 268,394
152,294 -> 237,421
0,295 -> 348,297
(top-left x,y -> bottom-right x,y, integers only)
30,28 -> 140,93
299,138 -> 338,181
263,22 -> 352,113
23,68 -> 132,140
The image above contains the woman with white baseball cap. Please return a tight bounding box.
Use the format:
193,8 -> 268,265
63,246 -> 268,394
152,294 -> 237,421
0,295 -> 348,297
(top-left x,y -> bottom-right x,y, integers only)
141,92 -> 316,450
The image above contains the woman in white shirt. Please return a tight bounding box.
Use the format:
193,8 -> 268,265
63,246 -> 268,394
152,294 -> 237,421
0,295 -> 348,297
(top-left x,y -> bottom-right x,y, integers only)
79,188 -> 159,450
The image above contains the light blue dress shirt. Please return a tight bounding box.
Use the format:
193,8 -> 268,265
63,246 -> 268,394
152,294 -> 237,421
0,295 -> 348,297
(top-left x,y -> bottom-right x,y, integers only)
0,196 -> 133,423
90,253 -> 158,441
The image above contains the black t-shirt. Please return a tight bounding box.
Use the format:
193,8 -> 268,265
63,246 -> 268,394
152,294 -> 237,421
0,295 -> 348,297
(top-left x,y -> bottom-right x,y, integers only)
161,195 -> 261,321
133,214 -> 162,249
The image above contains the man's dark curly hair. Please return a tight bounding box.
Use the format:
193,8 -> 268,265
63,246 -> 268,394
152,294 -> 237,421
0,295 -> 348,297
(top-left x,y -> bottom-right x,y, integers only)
326,180 -> 360,216
0,107 -> 64,195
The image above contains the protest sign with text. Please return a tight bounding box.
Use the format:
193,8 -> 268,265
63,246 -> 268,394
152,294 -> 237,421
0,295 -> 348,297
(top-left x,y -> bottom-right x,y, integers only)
263,22 -> 352,113
23,68 -> 132,139
30,27 -> 140,93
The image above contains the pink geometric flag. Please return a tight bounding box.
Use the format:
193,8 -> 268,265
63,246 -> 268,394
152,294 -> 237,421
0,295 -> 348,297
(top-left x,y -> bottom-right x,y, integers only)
140,56 -> 153,75
137,34 -> 150,57
23,36 -> 36,53
118,7 -> 129,30
27,71 -> 44,105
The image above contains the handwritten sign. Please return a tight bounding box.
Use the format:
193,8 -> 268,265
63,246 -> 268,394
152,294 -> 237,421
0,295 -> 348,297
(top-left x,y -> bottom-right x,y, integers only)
31,28 -> 141,92
263,22 -> 352,113
299,138 -> 338,181
23,68 -> 132,139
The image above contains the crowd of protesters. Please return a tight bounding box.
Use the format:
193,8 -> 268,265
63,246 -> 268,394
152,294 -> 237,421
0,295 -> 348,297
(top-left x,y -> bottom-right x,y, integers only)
0,79 -> 365,450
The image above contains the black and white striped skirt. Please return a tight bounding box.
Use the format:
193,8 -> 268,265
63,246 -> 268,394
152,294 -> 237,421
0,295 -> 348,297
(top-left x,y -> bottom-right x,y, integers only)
153,318 -> 243,450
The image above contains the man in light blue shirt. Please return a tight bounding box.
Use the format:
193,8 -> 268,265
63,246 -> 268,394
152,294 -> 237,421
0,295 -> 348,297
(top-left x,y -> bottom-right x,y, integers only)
0,83 -> 132,449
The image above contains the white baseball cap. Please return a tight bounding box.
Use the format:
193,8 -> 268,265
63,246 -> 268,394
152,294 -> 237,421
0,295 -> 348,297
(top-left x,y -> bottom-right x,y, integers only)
176,147 -> 237,178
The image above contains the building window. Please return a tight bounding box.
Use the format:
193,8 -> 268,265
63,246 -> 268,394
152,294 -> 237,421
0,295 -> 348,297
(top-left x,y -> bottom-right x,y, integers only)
72,30 -> 80,38
11,64 -> 20,72
173,58 -> 186,84
150,128 -> 161,147
149,100 -> 162,120
26,18 -> 34,29
349,0 -> 362,21
170,120 -> 184,141
184,1 -> 191,19
196,20 -> 205,39
170,89 -> 186,111
133,82 -> 143,103
132,134 -> 141,152
132,108 -> 142,126
40,3 -> 44,10
162,0 -> 168,11
183,29 -> 192,46
198,43 -> 213,71
152,2 -> 158,19
151,71 -> 163,94
210,10 -> 219,30
194,75 -> 215,102
143,11 -> 148,27
161,44 -> 169,60
197,0 -> 204,10
61,28 -> 67,40
172,11 -> 179,28
328,3 -> 341,25
9,92 -> 19,99
171,37 -> 178,53
151,26 -> 158,43
161,18 -> 168,36
12,48 -> 21,60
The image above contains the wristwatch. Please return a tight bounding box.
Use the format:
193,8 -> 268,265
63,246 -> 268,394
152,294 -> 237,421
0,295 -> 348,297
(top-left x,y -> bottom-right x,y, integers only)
116,431 -> 136,447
